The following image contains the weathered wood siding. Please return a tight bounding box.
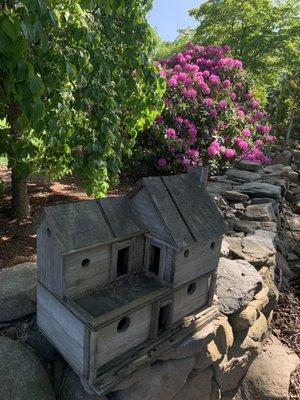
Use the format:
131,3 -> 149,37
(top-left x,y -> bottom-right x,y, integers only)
93,304 -> 152,369
173,238 -> 221,287
37,284 -> 87,376
37,222 -> 64,298
63,244 -> 111,299
172,275 -> 211,323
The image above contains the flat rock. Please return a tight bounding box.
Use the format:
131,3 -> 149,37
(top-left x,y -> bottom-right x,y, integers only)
296,201 -> 300,214
112,357 -> 194,400
264,164 -> 299,182
0,262 -> 37,322
227,237 -> 274,268
226,169 -> 261,183
246,230 -> 277,253
223,191 -> 249,201
286,213 -> 300,231
216,258 -> 263,315
235,182 -> 282,201
236,160 -> 263,172
0,336 -> 55,400
207,182 -> 233,197
242,203 -> 275,222
241,335 -> 300,400
172,368 -> 213,400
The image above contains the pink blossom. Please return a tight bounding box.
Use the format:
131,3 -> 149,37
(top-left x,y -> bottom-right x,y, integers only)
225,148 -> 236,158
255,139 -> 263,147
204,98 -> 214,107
166,128 -> 176,138
178,72 -> 189,82
218,100 -> 228,109
186,148 -> 199,158
209,74 -> 221,85
251,99 -> 260,109
256,124 -> 271,134
235,138 -> 249,150
168,76 -> 178,87
222,79 -> 231,88
230,92 -> 237,101
242,128 -> 251,137
265,134 -> 275,143
158,157 -> 167,168
175,116 -> 184,124
237,110 -> 245,118
223,45 -> 231,52
182,158 -> 191,167
209,109 -> 218,117
181,88 -> 197,98
207,140 -> 220,157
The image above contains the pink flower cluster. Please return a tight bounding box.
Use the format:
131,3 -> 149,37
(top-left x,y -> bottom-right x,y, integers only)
152,43 -> 274,171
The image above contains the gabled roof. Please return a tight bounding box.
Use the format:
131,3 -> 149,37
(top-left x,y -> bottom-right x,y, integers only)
130,174 -> 226,249
40,173 -> 226,252
42,197 -> 143,252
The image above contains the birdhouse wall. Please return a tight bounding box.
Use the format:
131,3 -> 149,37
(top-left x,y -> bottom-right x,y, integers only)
90,303 -> 153,371
37,222 -> 64,298
37,284 -> 88,377
173,238 -> 221,288
172,274 -> 211,323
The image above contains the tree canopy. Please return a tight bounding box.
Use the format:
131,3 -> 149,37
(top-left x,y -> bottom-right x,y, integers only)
190,0 -> 300,99
0,0 -> 164,216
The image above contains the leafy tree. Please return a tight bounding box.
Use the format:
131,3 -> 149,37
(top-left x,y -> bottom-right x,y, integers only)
155,28 -> 195,60
0,0 -> 164,217
190,0 -> 300,100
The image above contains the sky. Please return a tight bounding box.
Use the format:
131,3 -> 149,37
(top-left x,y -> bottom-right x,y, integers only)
148,0 -> 203,42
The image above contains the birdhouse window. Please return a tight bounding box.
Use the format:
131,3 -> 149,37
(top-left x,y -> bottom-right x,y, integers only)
149,245 -> 161,276
117,247 -> 130,277
158,303 -> 171,334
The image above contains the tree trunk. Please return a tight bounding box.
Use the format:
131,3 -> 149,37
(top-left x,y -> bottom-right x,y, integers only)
286,108 -> 295,142
8,102 -> 30,218
11,167 -> 29,218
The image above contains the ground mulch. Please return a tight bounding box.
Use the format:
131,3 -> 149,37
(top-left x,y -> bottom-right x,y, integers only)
0,167 -> 132,269
271,283 -> 300,399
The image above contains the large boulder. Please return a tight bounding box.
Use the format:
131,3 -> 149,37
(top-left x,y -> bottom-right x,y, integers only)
234,182 -> 282,201
0,336 -> 55,400
60,369 -> 107,400
172,368 -> 214,400
216,258 -> 263,315
241,335 -> 300,400
0,262 -> 37,322
111,357 -> 194,400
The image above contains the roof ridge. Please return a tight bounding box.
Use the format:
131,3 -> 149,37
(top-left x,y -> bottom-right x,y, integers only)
160,176 -> 197,243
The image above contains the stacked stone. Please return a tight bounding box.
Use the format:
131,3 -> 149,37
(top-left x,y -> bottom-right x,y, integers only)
0,149 -> 300,400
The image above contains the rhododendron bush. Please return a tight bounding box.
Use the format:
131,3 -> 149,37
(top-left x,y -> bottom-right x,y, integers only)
132,43 -> 274,175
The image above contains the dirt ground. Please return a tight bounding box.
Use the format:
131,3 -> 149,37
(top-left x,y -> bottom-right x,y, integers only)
0,167 -> 132,269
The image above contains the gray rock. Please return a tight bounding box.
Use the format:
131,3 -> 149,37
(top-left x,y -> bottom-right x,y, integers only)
227,236 -> 274,268
223,191 -> 249,201
60,370 -> 106,399
207,182 -> 233,197
216,258 -> 263,315
295,201 -> 300,214
0,336 -> 55,400
272,152 -> 292,166
0,262 -> 37,322
286,213 -> 300,231
241,335 -> 299,400
226,169 -> 261,183
235,182 -> 282,201
112,357 -> 194,400
159,323 -> 217,360
264,164 -> 299,182
236,160 -> 263,172
246,230 -> 277,253
242,203 -> 275,222
172,368 -> 214,400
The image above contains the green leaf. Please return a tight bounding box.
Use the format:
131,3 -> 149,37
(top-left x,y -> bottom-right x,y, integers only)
29,75 -> 45,97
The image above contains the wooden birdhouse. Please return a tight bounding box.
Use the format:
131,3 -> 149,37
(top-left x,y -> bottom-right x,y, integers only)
37,172 -> 226,395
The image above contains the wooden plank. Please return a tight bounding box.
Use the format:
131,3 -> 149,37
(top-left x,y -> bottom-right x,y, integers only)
172,275 -> 210,323
143,177 -> 194,249
162,174 -> 226,242
37,284 -> 86,375
173,239 -> 221,287
95,303 -> 152,368
63,244 -> 111,299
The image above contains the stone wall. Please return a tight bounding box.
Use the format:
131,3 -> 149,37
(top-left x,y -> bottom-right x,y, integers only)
0,151 -> 300,400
